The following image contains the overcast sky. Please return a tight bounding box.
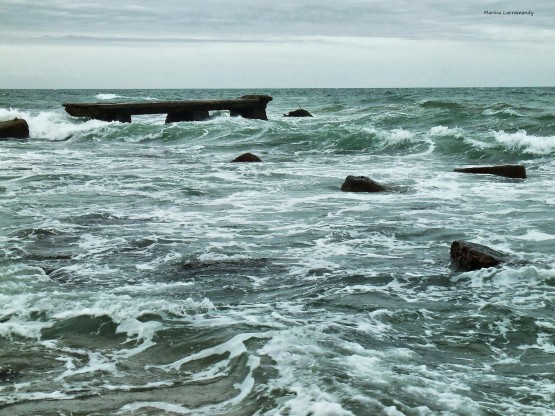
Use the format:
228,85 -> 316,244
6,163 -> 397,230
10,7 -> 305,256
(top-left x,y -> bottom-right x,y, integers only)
0,0 -> 554,88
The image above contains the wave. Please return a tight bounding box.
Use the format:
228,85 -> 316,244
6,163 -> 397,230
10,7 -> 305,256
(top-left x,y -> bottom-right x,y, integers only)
428,125 -> 464,137
365,127 -> 416,147
0,108 -> 109,140
536,113 -> 555,122
423,126 -> 555,158
419,100 -> 463,110
0,287 -> 214,341
324,125 -> 429,154
482,108 -> 524,117
493,130 -> 555,155
95,93 -> 121,100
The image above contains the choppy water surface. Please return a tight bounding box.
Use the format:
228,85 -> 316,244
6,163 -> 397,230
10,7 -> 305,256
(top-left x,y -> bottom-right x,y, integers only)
1,88 -> 555,415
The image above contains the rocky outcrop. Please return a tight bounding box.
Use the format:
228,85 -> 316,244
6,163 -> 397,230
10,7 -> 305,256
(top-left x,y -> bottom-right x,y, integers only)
0,118 -> 29,139
231,152 -> 262,163
284,109 -> 313,117
453,165 -> 526,179
450,240 -> 504,270
341,175 -> 385,192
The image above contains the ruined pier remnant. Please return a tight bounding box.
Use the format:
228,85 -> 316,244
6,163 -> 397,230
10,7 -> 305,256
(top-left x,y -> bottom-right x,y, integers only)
63,95 -> 273,123
453,165 -> 526,179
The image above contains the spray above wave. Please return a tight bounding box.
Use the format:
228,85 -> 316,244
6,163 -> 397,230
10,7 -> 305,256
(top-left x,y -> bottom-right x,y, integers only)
0,108 -> 108,141
493,129 -> 555,155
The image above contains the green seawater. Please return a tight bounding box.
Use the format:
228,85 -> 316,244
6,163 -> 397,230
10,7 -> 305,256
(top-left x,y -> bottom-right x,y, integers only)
0,88 -> 555,415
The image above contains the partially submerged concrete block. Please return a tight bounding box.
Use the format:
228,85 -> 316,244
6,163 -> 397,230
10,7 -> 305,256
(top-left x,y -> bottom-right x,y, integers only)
454,165 -> 526,179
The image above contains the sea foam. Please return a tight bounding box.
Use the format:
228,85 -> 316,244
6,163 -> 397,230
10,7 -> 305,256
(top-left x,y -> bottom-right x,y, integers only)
95,93 -> 121,100
493,130 -> 555,155
0,108 -> 108,140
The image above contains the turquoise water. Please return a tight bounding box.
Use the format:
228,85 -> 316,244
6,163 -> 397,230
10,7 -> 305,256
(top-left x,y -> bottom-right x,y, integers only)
1,88 -> 555,415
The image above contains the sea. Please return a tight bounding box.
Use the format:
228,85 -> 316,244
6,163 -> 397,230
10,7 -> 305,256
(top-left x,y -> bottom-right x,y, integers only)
1,88 -> 554,415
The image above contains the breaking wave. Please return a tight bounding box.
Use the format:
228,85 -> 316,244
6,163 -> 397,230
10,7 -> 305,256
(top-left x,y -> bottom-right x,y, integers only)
0,108 -> 109,141
95,93 -> 121,100
493,130 -> 555,155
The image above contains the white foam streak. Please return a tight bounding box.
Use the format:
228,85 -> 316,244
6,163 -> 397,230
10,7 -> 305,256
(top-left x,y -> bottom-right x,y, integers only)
116,320 -> 163,343
118,401 -> 191,414
0,319 -> 53,339
151,332 -> 269,372
0,390 -> 73,405
259,332 -> 356,416
483,108 -> 523,117
55,352 -> 119,381
515,229 -> 555,241
493,130 -> 555,155
429,125 -> 463,137
364,126 -> 416,146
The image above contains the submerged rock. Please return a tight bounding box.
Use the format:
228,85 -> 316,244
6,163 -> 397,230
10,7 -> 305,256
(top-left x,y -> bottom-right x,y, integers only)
453,165 -> 526,179
450,240 -> 504,270
341,175 -> 386,192
284,108 -> 313,117
182,258 -> 270,273
231,152 -> 262,163
0,118 -> 29,139
0,366 -> 18,382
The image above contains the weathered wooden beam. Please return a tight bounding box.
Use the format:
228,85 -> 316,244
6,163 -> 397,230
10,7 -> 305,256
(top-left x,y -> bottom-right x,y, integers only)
63,95 -> 273,122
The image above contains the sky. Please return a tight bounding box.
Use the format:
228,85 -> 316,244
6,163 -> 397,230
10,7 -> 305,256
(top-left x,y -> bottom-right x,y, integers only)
0,0 -> 554,88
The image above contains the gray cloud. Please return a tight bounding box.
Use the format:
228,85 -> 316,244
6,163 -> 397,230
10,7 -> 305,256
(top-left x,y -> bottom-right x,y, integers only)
1,0 -> 553,43
1,0 -> 553,88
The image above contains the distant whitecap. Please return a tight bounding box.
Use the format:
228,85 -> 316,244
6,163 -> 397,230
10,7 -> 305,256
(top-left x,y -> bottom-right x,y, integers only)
95,93 -> 121,100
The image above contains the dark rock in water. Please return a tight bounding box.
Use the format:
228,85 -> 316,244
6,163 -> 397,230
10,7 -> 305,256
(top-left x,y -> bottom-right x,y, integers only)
450,240 -> 504,271
341,175 -> 386,192
453,165 -> 526,179
231,152 -> 262,163
0,366 -> 18,382
182,258 -> 270,274
284,109 -> 313,117
0,118 -> 29,139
